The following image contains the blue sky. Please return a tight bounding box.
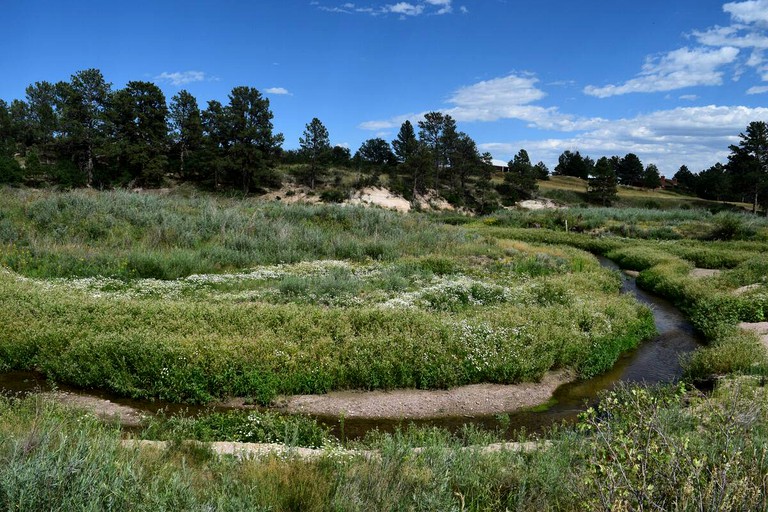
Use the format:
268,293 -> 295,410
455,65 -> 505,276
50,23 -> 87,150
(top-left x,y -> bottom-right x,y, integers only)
3,0 -> 768,175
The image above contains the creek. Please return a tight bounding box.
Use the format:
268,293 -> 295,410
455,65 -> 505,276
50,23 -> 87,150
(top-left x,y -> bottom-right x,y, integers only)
0,257 -> 703,440
313,256 -> 703,439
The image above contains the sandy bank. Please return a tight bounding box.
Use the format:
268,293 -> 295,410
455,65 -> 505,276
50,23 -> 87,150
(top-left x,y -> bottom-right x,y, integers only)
270,370 -> 571,419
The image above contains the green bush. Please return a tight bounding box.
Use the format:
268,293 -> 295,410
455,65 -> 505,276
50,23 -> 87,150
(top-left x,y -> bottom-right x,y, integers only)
0,157 -> 25,184
142,410 -> 331,447
707,211 -> 757,241
684,330 -> 768,380
319,188 -> 348,203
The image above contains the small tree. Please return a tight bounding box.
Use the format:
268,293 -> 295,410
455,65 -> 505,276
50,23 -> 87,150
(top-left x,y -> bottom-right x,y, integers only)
418,111 -> 456,189
392,120 -> 418,163
169,90 -> 203,180
110,81 -> 169,185
227,86 -> 283,193
554,150 -> 591,179
57,68 -> 112,187
356,138 -> 395,173
472,152 -> 500,214
330,146 -> 351,167
587,156 -> 618,206
393,120 -> 425,198
498,149 -> 538,204
445,132 -> 483,203
643,163 -> 662,189
728,121 -> 768,214
616,153 -> 644,186
696,163 -> 730,201
533,161 -> 549,180
673,165 -> 696,193
200,100 -> 229,190
0,154 -> 24,184
299,117 -> 331,189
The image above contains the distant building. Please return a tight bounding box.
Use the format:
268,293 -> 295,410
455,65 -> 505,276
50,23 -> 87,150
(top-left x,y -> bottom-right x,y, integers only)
491,159 -> 509,172
659,175 -> 678,189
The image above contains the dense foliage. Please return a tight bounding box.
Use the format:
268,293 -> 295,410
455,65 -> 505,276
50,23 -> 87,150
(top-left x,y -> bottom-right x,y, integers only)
1,193 -> 768,509
0,190 -> 654,404
0,69 -> 503,211
3,69 -> 767,216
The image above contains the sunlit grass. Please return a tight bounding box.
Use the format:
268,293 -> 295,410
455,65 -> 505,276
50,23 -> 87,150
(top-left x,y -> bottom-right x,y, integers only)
3,188 -> 768,510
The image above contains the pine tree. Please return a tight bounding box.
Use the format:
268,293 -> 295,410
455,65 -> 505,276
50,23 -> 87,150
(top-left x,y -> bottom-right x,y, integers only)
227,86 -> 283,193
587,156 -> 618,206
57,69 -> 111,186
299,117 -> 331,189
642,163 -> 661,189
728,121 -> 768,214
169,90 -> 203,180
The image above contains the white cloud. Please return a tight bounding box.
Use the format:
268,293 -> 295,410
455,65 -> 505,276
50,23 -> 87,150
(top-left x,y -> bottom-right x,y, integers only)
694,24 -> 768,49
265,87 -> 291,95
354,4 -> 768,174
359,112 -> 419,131
360,75 -> 768,174
385,2 -> 424,15
318,2 -> 377,13
724,0 -> 768,25
690,1 -> 768,89
316,0 -> 454,16
584,47 -> 740,98
360,74 -> 605,132
425,0 -> 452,14
154,71 -> 207,86
480,105 -> 768,174
448,74 -> 545,109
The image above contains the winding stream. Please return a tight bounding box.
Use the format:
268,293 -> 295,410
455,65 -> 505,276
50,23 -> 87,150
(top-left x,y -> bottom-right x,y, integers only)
0,258 -> 703,439
315,257 -> 703,439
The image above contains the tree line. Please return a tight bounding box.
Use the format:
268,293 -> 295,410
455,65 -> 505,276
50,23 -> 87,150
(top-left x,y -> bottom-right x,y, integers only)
0,68 -> 510,212
509,121 -> 768,213
675,121 -> 768,214
0,69 -> 284,193
2,69 -> 766,214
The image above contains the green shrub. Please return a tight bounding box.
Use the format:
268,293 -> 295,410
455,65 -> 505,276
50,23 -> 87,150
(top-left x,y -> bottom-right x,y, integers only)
0,157 -> 24,184
142,410 -> 331,447
606,246 -> 679,271
707,212 -> 757,241
319,188 -> 348,203
684,330 -> 768,380
577,382 -> 768,511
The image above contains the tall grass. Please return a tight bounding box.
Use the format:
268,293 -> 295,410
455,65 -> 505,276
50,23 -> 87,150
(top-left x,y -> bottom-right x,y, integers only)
0,263 -> 653,403
3,378 -> 768,511
3,191 -> 768,509
481,207 -> 768,242
0,188 -> 486,279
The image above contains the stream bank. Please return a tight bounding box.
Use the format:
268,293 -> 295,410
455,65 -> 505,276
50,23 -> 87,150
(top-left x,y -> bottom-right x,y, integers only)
0,258 -> 703,439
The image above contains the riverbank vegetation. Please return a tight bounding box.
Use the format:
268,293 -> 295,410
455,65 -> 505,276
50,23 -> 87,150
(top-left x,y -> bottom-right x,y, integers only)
3,378 -> 768,510
475,208 -> 768,378
2,189 -> 768,510
0,188 -> 653,404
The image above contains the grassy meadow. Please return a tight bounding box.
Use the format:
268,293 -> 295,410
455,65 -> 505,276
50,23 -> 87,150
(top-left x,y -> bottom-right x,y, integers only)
2,187 -> 768,510
0,188 -> 654,404
536,175 -> 754,211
